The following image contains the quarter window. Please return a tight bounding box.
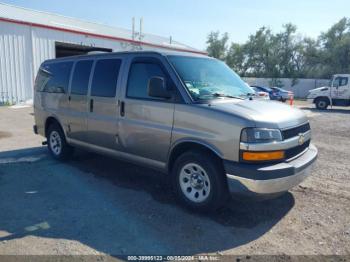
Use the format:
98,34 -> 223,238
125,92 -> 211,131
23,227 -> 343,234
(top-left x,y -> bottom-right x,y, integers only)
127,62 -> 166,99
42,62 -> 73,93
71,60 -> 93,95
91,59 -> 121,97
34,68 -> 51,92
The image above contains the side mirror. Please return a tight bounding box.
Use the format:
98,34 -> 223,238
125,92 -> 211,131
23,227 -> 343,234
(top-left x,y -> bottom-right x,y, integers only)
148,77 -> 172,99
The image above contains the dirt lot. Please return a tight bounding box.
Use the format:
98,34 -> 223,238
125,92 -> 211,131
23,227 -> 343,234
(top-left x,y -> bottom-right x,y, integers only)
0,101 -> 349,258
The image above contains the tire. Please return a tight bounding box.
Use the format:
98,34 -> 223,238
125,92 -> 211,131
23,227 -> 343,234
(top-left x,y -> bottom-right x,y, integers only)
47,122 -> 73,160
281,98 -> 287,103
172,150 -> 229,211
315,98 -> 329,110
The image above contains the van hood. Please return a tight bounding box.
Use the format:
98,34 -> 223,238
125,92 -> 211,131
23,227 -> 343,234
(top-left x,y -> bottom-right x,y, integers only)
205,99 -> 308,129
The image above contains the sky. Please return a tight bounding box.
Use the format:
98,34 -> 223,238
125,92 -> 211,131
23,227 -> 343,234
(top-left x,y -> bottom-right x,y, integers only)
1,0 -> 350,50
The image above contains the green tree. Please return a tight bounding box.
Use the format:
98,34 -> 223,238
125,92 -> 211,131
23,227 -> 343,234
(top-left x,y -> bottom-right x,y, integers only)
206,17 -> 350,80
274,24 -> 298,77
226,43 -> 247,75
206,31 -> 229,60
299,37 -> 323,78
243,27 -> 277,77
319,18 -> 350,77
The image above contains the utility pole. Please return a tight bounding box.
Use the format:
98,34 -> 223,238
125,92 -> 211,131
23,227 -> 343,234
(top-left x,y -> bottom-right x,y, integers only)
139,17 -> 144,41
132,17 -> 135,41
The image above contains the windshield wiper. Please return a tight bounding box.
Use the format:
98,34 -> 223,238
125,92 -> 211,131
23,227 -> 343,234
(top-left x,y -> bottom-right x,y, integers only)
238,92 -> 256,100
212,93 -> 245,100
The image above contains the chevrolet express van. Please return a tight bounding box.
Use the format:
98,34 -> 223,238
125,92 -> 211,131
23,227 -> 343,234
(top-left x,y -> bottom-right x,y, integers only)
33,51 -> 318,211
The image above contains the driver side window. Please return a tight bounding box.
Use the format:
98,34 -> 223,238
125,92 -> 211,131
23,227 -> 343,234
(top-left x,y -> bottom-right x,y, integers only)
333,77 -> 340,87
333,77 -> 348,87
127,62 -> 167,100
340,77 -> 348,87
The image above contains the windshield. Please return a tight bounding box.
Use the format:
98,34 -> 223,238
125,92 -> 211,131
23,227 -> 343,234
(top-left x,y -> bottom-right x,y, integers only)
168,56 -> 253,101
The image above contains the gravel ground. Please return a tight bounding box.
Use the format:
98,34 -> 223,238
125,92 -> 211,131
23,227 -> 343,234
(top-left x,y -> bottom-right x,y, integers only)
0,102 -> 349,258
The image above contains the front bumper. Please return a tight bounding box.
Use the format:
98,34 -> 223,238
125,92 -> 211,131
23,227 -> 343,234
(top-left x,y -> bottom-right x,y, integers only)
307,98 -> 315,103
224,144 -> 318,197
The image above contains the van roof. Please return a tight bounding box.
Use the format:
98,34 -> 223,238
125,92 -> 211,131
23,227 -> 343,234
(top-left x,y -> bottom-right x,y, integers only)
43,50 -> 209,64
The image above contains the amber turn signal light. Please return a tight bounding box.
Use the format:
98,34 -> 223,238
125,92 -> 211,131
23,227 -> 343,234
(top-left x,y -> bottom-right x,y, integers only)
242,151 -> 285,161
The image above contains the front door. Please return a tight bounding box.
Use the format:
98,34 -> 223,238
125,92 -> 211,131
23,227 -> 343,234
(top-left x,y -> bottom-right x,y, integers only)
118,57 -> 175,163
67,59 -> 93,142
332,76 -> 350,105
86,58 -> 122,150
333,76 -> 349,99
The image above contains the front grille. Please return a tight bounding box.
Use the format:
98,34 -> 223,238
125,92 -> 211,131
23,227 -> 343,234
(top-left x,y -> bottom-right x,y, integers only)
285,140 -> 310,159
282,122 -> 310,140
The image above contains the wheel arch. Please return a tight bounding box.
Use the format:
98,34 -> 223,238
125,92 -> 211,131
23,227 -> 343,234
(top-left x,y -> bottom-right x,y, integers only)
167,139 -> 223,173
45,116 -> 64,137
314,96 -> 330,104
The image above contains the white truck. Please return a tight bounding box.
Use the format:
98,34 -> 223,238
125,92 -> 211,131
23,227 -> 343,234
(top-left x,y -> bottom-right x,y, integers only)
307,74 -> 350,109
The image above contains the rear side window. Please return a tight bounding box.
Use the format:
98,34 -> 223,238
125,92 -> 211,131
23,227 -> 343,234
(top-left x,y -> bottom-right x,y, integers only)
34,68 -> 51,92
127,62 -> 166,99
40,62 -> 73,93
71,60 -> 93,95
91,59 -> 121,97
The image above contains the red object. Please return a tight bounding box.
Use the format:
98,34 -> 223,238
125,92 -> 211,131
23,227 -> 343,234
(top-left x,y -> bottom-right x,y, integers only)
290,94 -> 294,106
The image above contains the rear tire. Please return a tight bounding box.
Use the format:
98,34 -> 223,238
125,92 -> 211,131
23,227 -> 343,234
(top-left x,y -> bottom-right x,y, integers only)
172,150 -> 229,211
47,122 -> 73,161
315,98 -> 329,110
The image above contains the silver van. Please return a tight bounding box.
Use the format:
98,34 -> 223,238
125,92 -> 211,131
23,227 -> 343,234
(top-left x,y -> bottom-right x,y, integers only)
33,51 -> 318,211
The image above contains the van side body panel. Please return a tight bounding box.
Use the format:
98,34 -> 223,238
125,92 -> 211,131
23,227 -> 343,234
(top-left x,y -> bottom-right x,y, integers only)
171,103 -> 249,162
34,89 -> 70,138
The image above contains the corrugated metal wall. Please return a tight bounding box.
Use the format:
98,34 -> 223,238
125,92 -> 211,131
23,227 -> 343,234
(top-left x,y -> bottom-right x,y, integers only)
0,20 -> 170,104
0,21 -> 33,104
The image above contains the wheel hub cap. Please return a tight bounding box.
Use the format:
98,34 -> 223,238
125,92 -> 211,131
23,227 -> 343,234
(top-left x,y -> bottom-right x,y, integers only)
190,173 -> 204,189
179,163 -> 211,203
49,131 -> 62,156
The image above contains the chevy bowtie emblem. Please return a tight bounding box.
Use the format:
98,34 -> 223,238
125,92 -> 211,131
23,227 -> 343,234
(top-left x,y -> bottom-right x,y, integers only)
298,133 -> 305,146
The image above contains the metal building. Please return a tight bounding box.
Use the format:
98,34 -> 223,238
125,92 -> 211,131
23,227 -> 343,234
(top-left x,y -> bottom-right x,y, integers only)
0,3 -> 204,104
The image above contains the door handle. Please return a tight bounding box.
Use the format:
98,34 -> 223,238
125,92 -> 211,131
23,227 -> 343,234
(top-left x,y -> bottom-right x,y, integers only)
90,99 -> 94,112
120,101 -> 125,116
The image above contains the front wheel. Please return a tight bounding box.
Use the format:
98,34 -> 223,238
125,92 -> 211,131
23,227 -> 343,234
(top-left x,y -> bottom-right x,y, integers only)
47,123 -> 73,160
315,98 -> 329,110
172,151 -> 229,211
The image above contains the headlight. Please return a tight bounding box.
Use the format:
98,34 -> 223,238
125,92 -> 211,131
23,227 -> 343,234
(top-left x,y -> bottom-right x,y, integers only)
241,128 -> 282,143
